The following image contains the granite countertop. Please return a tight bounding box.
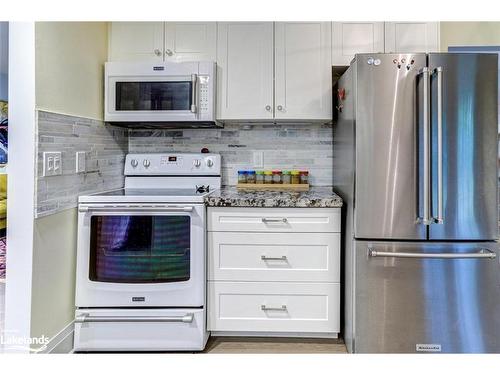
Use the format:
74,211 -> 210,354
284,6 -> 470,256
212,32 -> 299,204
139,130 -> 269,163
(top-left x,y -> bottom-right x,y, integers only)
204,186 -> 343,208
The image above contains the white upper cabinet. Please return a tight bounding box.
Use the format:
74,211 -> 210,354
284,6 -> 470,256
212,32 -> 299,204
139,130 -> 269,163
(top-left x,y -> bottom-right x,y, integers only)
384,22 -> 440,53
217,22 -> 274,120
164,22 -> 217,62
332,22 -> 384,65
108,22 -> 164,61
274,22 -> 332,120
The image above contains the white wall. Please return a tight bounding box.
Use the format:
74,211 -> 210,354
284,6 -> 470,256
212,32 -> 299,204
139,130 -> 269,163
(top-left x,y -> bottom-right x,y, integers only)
441,22 -> 500,51
4,22 -> 36,353
35,22 -> 108,120
30,22 -> 109,344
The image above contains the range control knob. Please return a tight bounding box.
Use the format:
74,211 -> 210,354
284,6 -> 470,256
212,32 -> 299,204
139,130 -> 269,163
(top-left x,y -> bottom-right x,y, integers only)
193,159 -> 202,168
131,159 -> 138,168
143,159 -> 151,168
206,158 -> 214,167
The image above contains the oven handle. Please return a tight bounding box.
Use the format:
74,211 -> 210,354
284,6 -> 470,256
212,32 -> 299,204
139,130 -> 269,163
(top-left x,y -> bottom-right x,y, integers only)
78,205 -> 194,213
75,313 -> 194,324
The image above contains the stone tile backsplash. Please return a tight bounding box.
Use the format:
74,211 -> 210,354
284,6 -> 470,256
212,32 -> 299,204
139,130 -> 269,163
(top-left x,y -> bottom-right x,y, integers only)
128,123 -> 334,186
35,111 -> 128,217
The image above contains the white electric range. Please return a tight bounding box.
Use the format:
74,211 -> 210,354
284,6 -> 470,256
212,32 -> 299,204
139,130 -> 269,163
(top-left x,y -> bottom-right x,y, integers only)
74,153 -> 221,352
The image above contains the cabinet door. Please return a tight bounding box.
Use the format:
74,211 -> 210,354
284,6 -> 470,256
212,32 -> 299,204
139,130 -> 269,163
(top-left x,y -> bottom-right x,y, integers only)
332,22 -> 384,65
274,22 -> 332,120
216,22 -> 274,120
385,22 -> 440,53
108,22 -> 164,61
164,22 -> 216,62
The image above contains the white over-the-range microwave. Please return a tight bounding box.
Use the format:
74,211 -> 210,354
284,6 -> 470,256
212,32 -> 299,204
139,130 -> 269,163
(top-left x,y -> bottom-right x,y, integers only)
104,61 -> 218,127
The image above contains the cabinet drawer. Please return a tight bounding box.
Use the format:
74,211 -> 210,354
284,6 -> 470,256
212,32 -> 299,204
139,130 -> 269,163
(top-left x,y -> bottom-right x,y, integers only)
208,208 -> 340,233
208,282 -> 340,333
208,232 -> 340,282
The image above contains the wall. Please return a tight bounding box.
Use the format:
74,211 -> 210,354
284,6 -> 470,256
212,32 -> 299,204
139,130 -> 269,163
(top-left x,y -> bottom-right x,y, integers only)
36,111 -> 127,217
440,22 -> 500,51
35,22 -> 107,120
30,209 -> 77,341
31,22 -> 112,343
129,123 -> 334,186
0,22 -> 8,101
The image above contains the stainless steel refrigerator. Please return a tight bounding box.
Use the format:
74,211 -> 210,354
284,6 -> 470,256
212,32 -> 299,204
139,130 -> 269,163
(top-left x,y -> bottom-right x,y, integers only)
333,53 -> 500,353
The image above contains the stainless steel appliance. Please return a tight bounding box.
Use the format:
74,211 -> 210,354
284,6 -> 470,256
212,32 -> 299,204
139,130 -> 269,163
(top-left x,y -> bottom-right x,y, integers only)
74,153 -> 221,351
334,53 -> 500,353
104,61 -> 219,127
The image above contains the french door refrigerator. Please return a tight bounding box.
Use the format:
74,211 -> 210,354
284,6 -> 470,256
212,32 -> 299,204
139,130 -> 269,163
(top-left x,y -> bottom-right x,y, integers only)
333,53 -> 500,353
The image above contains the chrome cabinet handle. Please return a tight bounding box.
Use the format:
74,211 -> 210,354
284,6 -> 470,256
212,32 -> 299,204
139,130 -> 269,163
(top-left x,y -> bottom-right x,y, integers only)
265,105 -> 272,111
261,217 -> 288,223
154,48 -> 162,57
277,105 -> 284,111
261,255 -> 287,261
165,49 -> 173,56
368,248 -> 496,259
191,74 -> 198,113
76,313 -> 194,324
433,66 -> 444,224
261,305 -> 287,311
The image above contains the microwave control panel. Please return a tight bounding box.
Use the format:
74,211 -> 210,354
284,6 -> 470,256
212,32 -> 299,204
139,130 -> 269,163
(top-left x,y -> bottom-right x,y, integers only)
199,75 -> 210,114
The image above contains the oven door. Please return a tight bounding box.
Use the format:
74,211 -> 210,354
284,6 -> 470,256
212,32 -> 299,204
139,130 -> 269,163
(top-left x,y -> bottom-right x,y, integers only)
106,74 -> 199,122
76,203 -> 205,307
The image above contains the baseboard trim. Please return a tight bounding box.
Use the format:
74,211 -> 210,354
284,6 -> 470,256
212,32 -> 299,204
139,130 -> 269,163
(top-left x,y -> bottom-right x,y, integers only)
37,321 -> 74,354
210,331 -> 339,339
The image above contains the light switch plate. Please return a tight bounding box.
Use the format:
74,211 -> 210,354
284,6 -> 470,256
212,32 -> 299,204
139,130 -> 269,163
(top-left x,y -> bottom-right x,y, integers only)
43,152 -> 62,177
253,151 -> 264,168
76,151 -> 86,173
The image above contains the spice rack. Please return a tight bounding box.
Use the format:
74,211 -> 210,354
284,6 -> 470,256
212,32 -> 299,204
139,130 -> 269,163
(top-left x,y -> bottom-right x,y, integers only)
237,183 -> 310,191
237,169 -> 310,191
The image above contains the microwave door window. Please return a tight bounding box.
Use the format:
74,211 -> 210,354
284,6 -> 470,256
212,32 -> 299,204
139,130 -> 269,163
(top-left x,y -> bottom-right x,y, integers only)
115,81 -> 192,111
89,215 -> 191,283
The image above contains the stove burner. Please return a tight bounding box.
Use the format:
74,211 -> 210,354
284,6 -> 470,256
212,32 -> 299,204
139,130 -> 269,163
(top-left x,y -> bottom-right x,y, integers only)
196,185 -> 210,194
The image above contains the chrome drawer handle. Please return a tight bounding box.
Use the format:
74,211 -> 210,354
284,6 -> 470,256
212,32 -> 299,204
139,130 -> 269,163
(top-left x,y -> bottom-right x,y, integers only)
261,304 -> 287,311
368,248 -> 496,259
261,217 -> 288,223
261,255 -> 287,261
75,313 -> 194,324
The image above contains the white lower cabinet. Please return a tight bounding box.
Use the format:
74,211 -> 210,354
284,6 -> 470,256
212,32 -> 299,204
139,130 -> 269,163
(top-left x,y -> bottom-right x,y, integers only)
208,282 -> 340,333
207,207 -> 341,337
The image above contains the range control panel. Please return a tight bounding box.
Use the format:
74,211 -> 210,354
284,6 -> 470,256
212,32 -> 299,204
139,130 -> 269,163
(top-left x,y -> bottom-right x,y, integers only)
125,153 -> 221,176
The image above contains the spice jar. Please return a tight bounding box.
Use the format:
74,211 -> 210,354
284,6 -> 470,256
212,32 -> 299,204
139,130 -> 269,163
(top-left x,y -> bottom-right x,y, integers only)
272,170 -> 282,184
264,171 -> 273,184
255,170 -> 265,184
238,170 -> 247,184
282,170 -> 291,184
246,170 -> 256,184
291,170 -> 300,184
299,171 -> 309,184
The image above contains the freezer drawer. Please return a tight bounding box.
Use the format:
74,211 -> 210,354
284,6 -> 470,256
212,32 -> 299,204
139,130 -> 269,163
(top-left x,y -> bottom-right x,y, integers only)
354,240 -> 500,353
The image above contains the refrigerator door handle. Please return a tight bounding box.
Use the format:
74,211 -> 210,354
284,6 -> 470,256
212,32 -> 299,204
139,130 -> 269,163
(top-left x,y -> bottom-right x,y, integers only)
433,66 -> 444,224
417,67 -> 432,225
368,247 -> 496,259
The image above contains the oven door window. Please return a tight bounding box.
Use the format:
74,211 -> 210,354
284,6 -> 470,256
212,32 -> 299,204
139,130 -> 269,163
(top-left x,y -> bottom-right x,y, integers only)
89,215 -> 191,283
115,81 -> 192,111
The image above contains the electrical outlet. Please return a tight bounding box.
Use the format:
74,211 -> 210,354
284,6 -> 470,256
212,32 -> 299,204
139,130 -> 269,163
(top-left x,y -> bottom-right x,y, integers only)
253,151 -> 264,168
76,151 -> 86,173
43,152 -> 62,177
